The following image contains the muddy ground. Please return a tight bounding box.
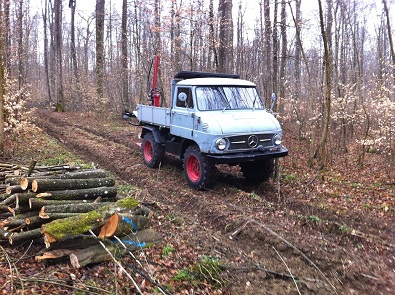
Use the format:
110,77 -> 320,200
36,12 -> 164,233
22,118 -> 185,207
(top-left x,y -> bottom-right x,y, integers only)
1,108 -> 394,294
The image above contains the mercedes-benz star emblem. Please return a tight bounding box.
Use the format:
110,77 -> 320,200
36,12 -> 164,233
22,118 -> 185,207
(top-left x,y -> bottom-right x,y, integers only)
248,135 -> 258,148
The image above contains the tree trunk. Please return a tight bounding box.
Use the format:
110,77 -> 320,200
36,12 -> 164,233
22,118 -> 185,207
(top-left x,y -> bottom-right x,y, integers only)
96,0 -> 105,100
42,0 -> 53,104
69,0 -> 82,106
218,0 -> 233,73
382,0 -> 395,85
121,0 -> 129,110
36,186 -> 117,200
31,177 -> 115,193
316,0 -> 332,168
208,0 -> 218,70
54,0 -> 64,112
0,0 -> 5,153
279,0 -> 287,104
41,197 -> 140,247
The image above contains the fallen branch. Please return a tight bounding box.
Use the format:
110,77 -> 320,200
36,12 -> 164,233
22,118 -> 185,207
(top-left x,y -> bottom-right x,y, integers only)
273,246 -> 301,294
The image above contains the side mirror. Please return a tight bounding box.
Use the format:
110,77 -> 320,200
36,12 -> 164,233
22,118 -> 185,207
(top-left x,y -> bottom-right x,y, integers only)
178,92 -> 187,102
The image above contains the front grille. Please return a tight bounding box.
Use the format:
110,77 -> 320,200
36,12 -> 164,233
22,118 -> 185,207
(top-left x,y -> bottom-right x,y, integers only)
228,134 -> 273,150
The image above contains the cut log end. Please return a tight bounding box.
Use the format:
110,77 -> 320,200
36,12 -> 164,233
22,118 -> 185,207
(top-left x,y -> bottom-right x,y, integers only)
39,206 -> 50,219
98,213 -> 119,238
44,233 -> 57,248
32,179 -> 38,193
20,178 -> 29,190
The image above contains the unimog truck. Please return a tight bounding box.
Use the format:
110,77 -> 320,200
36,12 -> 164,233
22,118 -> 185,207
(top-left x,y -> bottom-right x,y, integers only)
128,64 -> 288,190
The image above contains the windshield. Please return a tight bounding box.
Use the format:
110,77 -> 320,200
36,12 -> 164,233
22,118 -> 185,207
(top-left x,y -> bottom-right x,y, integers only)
195,86 -> 265,111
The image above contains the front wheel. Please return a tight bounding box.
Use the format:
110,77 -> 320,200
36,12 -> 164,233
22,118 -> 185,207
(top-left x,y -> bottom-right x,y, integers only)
240,159 -> 274,183
183,146 -> 213,190
142,132 -> 165,168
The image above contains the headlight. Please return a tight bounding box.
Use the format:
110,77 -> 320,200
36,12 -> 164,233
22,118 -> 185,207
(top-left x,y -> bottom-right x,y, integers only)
273,134 -> 282,146
215,138 -> 227,150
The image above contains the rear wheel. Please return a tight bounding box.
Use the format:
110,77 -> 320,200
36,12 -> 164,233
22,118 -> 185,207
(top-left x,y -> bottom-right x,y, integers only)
183,145 -> 213,190
240,159 -> 274,183
142,132 -> 164,168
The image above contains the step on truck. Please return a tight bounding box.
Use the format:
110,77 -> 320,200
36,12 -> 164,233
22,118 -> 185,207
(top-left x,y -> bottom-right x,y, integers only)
127,57 -> 288,190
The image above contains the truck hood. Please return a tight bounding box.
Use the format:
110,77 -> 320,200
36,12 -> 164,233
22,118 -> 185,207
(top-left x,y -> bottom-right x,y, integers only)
209,110 -> 281,134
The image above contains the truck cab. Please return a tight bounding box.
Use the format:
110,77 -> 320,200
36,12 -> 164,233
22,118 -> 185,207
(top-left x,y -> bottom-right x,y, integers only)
134,71 -> 288,190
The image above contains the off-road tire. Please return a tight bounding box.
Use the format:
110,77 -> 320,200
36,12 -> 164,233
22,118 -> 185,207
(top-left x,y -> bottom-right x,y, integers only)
142,132 -> 165,168
183,145 -> 213,190
240,159 -> 274,183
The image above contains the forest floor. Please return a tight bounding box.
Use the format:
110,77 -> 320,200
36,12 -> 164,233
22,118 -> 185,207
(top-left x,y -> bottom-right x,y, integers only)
1,108 -> 394,294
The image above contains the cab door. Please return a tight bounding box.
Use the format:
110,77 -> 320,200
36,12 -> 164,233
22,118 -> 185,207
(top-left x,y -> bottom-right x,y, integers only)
170,87 -> 195,139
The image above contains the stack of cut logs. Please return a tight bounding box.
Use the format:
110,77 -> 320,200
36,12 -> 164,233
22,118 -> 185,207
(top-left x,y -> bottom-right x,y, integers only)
0,163 -> 161,268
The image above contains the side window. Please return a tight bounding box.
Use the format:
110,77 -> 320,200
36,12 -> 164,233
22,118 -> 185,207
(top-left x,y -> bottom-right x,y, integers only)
176,87 -> 193,108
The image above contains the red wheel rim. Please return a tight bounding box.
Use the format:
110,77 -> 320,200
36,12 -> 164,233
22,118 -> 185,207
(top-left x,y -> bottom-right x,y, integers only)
144,141 -> 153,162
186,155 -> 200,182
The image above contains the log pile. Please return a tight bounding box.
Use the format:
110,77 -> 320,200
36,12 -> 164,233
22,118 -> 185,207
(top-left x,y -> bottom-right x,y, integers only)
0,162 -> 161,268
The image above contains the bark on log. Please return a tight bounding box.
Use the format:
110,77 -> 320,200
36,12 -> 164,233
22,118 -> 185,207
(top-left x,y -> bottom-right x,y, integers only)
16,169 -> 111,189
6,185 -> 26,194
4,177 -> 24,186
0,227 -> 10,240
2,218 -> 27,230
0,193 -> 10,202
29,198 -> 101,210
1,194 -> 17,205
41,197 -> 140,247
36,186 -> 117,200
99,213 -> 152,238
34,165 -> 79,172
16,192 -> 38,207
8,228 -> 42,245
70,229 -> 162,268
8,205 -> 32,217
0,204 -> 11,213
32,178 -> 115,193
39,203 -> 108,218
26,213 -> 81,227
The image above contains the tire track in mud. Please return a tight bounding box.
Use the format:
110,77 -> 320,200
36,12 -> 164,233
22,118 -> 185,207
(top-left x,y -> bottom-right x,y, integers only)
31,110 -> 394,295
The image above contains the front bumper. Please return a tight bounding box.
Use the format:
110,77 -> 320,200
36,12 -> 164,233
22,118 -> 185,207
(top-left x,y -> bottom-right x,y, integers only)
206,147 -> 288,164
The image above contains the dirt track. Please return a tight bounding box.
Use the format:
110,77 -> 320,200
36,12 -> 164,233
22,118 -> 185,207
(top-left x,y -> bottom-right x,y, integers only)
30,109 -> 395,294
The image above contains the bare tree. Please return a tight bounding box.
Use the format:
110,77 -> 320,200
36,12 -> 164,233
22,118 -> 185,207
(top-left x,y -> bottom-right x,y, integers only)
382,0 -> 395,85
208,0 -> 218,70
218,0 -> 233,73
3,0 -> 10,76
316,0 -> 333,168
69,0 -> 81,107
42,0 -> 53,105
279,0 -> 287,104
96,0 -> 105,100
121,0 -> 128,110
54,0 -> 64,111
264,0 -> 272,99
0,0 -> 5,153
